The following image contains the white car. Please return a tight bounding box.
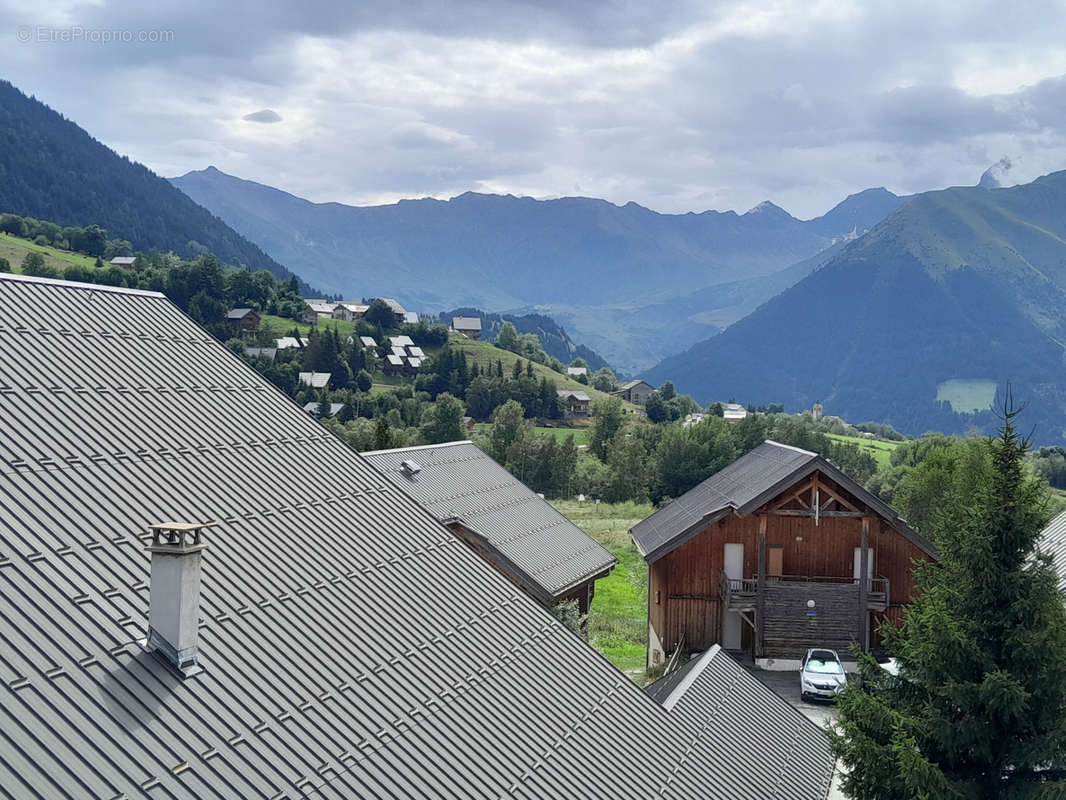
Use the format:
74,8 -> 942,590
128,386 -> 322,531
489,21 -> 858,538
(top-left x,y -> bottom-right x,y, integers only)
800,648 -> 847,701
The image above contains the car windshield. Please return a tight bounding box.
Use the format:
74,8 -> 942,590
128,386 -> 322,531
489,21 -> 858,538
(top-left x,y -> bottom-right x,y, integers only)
805,658 -> 843,675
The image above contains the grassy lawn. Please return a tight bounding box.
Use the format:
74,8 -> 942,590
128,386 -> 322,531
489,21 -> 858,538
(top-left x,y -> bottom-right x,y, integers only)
0,233 -> 100,274
553,500 -> 651,681
535,426 -> 591,445
826,432 -> 899,469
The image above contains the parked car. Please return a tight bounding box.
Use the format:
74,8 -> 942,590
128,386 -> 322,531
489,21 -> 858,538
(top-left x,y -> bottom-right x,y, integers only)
800,648 -> 847,701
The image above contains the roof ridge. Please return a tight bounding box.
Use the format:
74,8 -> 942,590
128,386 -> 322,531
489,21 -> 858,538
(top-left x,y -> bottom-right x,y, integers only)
361,440 -> 475,456
0,272 -> 167,298
762,439 -> 818,457
661,644 -> 722,711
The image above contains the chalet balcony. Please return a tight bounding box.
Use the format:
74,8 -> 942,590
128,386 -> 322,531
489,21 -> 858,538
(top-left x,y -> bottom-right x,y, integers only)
719,571 -> 889,612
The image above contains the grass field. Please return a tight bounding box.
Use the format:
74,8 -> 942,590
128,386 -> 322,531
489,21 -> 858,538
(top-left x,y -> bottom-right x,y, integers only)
0,233 -> 100,274
552,500 -> 651,680
826,433 -> 899,469
936,378 -> 998,414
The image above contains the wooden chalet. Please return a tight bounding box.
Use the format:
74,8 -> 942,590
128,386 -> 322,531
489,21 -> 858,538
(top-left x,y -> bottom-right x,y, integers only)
225,307 -> 259,331
557,388 -> 591,418
631,440 -> 935,668
613,379 -> 655,405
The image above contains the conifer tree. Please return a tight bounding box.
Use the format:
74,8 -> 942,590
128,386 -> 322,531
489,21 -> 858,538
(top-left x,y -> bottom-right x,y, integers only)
833,399 -> 1066,798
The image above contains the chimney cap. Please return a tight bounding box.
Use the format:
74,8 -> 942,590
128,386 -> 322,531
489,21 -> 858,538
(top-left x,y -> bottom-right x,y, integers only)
147,520 -> 215,554
400,459 -> 421,477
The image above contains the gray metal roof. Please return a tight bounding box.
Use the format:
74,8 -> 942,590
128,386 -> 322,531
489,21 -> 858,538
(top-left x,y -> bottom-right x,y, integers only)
360,441 -> 616,599
226,308 -> 254,320
0,273 -> 833,800
631,440 -> 931,563
615,379 -> 653,393
452,317 -> 482,331
557,389 -> 590,402
1039,510 -> 1066,591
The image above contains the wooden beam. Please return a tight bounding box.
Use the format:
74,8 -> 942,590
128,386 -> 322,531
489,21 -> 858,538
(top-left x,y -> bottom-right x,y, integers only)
756,515 -> 767,659
814,479 -> 860,512
767,509 -> 868,518
768,477 -> 815,511
858,517 -> 870,653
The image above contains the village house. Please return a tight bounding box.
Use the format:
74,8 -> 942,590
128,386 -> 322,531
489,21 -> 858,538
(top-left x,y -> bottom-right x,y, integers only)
297,371 -> 331,389
274,335 -> 309,350
362,441 -> 617,616
383,352 -> 407,376
0,273 -> 834,800
109,255 -> 136,269
723,402 -> 748,421
613,378 -> 656,405
557,388 -> 591,419
242,346 -> 276,361
403,311 -> 420,324
225,307 -> 259,332
452,316 -> 483,339
302,400 -> 345,417
376,297 -> 407,323
359,335 -> 378,349
631,440 -> 935,669
332,301 -> 369,321
567,365 -> 588,378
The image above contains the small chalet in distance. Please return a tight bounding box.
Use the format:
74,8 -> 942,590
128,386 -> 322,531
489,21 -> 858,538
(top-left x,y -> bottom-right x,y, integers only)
109,255 -> 137,269
557,389 -> 591,418
452,316 -> 482,339
631,440 -> 935,669
225,307 -> 259,331
613,379 -> 655,405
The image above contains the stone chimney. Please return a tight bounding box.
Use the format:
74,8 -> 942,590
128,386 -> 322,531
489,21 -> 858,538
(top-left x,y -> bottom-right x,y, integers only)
145,522 -> 210,677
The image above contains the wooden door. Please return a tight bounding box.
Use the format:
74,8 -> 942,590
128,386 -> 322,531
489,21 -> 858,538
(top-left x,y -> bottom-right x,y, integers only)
768,546 -> 783,580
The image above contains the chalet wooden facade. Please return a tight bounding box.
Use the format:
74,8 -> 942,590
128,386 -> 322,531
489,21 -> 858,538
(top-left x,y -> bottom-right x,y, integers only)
631,440 -> 935,668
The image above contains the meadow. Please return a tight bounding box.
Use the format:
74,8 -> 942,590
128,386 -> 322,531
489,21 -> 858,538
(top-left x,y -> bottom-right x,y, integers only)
825,432 -> 899,469
552,500 -> 652,681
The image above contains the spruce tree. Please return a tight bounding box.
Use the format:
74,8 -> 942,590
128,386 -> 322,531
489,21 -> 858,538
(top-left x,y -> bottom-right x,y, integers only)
833,400 -> 1066,798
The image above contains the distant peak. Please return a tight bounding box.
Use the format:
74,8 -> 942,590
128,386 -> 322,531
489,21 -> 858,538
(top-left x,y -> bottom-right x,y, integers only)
744,200 -> 789,217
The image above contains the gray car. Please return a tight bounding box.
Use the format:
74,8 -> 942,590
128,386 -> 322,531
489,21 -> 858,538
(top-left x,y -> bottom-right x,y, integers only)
800,648 -> 847,701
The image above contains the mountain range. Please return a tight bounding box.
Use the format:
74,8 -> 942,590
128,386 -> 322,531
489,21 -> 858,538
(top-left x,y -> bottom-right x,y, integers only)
644,171 -> 1066,442
0,81 -> 302,286
171,167 -> 906,373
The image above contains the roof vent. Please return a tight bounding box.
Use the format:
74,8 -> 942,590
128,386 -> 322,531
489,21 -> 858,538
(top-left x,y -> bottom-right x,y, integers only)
145,522 -> 210,678
400,459 -> 421,477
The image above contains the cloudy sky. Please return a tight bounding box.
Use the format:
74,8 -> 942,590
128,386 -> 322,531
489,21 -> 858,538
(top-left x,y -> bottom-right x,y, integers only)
5,0 -> 1066,217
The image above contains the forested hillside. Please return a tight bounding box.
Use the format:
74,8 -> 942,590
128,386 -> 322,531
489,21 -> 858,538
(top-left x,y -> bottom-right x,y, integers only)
644,171 -> 1066,443
0,82 -> 302,284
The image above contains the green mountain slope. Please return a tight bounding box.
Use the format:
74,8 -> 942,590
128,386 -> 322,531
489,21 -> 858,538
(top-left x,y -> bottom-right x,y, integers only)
0,81 -> 299,283
442,307 -> 612,372
643,172 -> 1066,442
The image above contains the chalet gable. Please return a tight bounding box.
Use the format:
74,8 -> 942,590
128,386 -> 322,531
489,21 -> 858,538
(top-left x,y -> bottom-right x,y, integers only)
632,440 -> 933,563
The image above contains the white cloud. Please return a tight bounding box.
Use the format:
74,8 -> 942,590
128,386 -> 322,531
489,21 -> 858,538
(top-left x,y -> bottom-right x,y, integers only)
4,0 -> 1066,216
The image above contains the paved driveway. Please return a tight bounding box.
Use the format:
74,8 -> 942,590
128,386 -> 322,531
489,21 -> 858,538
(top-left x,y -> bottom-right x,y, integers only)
743,665 -> 847,799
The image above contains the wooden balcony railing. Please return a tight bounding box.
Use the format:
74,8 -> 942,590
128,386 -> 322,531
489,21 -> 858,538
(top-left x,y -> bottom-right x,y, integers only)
719,570 -> 889,610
